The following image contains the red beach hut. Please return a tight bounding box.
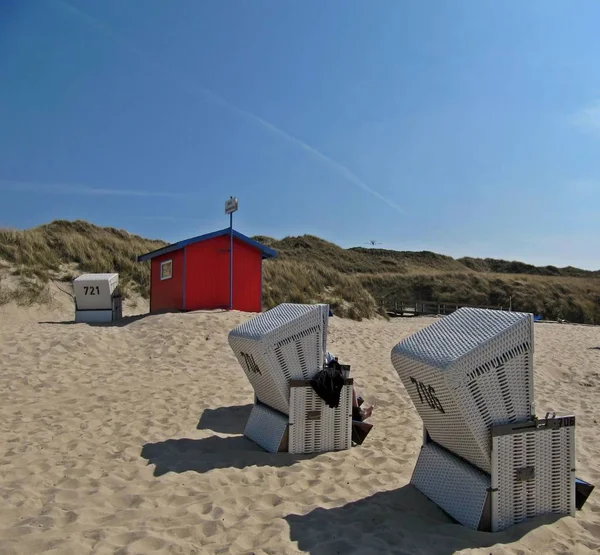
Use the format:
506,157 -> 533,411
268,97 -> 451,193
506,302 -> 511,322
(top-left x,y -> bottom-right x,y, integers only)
138,228 -> 277,313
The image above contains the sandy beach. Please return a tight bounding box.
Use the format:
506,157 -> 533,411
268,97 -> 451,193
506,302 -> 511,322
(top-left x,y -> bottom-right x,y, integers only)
0,302 -> 598,554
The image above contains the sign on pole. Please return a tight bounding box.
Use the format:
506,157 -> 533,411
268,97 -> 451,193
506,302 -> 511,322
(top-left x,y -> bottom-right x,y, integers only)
225,196 -> 239,215
225,196 -> 238,311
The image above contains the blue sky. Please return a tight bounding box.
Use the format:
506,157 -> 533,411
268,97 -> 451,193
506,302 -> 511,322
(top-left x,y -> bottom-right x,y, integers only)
1,0 -> 599,269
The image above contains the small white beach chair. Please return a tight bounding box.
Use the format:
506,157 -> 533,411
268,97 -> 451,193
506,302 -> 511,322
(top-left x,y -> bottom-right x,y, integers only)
228,303 -> 353,454
391,308 -> 575,532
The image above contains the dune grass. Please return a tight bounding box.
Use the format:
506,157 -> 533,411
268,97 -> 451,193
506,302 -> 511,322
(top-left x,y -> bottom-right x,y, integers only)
0,220 -> 166,298
257,234 -> 600,323
261,259 -> 382,320
361,272 -> 600,324
0,220 -> 599,323
0,273 -> 53,307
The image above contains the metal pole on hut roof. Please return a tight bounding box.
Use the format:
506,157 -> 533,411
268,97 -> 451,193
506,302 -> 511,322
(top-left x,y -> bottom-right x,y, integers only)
225,196 -> 238,310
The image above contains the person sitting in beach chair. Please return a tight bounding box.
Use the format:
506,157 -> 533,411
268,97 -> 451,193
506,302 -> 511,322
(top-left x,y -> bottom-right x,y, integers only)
321,350 -> 374,444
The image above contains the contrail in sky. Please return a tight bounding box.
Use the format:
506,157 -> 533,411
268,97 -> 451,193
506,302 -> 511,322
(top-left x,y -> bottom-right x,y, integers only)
53,0 -> 405,215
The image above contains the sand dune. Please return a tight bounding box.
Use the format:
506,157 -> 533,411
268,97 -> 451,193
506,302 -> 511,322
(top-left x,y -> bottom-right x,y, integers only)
0,304 -> 598,554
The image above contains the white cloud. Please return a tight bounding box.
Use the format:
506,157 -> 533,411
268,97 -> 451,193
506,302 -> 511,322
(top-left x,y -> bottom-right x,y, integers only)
566,179 -> 598,195
0,179 -> 193,198
571,101 -> 600,132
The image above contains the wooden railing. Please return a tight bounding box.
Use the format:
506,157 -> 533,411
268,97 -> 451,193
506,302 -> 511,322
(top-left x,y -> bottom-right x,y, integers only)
382,299 -> 505,317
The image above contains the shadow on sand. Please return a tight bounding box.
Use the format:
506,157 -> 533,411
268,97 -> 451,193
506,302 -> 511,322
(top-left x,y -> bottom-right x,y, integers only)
38,310 -> 182,327
39,313 -> 157,327
39,308 -> 233,327
140,435 -> 318,477
285,484 -> 560,555
197,404 -> 253,435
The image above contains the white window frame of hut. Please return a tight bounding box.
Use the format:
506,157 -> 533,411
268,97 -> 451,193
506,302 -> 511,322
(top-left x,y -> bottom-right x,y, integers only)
160,260 -> 173,280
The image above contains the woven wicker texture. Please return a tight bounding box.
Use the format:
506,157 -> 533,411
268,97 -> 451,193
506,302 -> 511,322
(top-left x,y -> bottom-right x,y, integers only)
229,303 -> 329,415
243,404 -> 288,453
492,420 -> 575,532
391,308 -> 534,472
289,384 -> 352,454
411,443 -> 490,530
394,308 -> 534,369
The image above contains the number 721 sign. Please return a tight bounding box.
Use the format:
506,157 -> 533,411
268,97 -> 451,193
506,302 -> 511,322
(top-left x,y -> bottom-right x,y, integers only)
83,286 -> 100,295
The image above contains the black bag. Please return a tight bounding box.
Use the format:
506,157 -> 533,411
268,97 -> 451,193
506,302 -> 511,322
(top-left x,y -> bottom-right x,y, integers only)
310,366 -> 345,409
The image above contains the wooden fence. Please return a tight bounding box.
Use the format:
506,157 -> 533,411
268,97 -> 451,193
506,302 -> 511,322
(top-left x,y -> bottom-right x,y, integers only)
382,299 -> 505,317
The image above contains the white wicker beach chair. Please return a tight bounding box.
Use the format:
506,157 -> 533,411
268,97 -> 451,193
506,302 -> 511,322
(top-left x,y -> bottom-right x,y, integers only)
229,303 -> 352,454
391,308 -> 576,531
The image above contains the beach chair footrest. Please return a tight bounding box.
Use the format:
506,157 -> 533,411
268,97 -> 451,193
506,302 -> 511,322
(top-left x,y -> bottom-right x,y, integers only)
244,403 -> 288,453
411,442 -> 492,531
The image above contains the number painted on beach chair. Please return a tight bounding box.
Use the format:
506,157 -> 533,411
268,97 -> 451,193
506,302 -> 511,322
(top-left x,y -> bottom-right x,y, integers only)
83,286 -> 100,295
410,376 -> 445,414
240,352 -> 262,375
